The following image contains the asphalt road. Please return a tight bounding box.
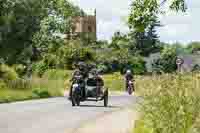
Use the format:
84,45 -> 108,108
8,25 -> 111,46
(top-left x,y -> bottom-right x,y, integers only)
0,94 -> 139,133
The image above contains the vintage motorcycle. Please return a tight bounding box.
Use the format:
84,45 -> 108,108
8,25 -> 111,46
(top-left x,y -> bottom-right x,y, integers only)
71,73 -> 108,107
127,79 -> 135,95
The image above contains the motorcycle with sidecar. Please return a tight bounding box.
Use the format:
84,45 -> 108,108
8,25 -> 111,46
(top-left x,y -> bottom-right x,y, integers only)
70,73 -> 108,107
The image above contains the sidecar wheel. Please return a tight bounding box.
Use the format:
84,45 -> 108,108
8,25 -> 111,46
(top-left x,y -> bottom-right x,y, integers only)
104,89 -> 108,107
71,95 -> 76,106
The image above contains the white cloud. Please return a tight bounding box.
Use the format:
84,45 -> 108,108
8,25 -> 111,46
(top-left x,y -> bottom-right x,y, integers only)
158,1 -> 200,44
97,19 -> 129,41
70,0 -> 200,43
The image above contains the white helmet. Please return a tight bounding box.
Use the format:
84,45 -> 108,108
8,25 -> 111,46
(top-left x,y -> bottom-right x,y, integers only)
126,70 -> 131,74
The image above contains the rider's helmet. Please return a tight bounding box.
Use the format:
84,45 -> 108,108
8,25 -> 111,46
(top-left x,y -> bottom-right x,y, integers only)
126,69 -> 132,74
77,62 -> 85,71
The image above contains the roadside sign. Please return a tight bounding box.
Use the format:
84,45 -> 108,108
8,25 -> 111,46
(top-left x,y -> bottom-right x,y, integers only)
176,58 -> 184,65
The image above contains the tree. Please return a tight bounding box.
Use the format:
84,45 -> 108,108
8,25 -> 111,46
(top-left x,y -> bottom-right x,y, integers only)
110,31 -> 130,49
31,0 -> 83,61
128,0 -> 187,57
187,42 -> 200,54
57,40 -> 95,69
0,0 -> 83,65
129,16 -> 162,56
128,0 -> 186,33
152,45 -> 177,73
0,0 -> 49,64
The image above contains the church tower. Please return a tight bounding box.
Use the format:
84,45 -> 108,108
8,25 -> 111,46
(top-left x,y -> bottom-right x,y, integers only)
70,9 -> 97,41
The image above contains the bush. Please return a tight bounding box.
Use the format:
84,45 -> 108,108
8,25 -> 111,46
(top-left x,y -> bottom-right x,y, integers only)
32,88 -> 51,98
43,54 -> 59,68
152,45 -> 177,73
0,64 -> 18,81
97,64 -> 110,74
57,41 -> 95,69
13,64 -> 26,76
32,61 -> 49,77
0,80 -> 7,89
42,69 -> 69,80
192,65 -> 200,72
129,56 -> 146,75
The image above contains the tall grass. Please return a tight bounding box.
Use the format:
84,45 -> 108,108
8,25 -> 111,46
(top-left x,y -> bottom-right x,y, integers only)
134,73 -> 200,133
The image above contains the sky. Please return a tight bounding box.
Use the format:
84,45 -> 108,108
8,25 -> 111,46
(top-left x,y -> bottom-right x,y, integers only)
69,0 -> 200,44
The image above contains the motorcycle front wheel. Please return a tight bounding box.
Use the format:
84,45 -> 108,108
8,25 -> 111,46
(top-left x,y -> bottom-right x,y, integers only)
128,86 -> 133,95
71,89 -> 81,106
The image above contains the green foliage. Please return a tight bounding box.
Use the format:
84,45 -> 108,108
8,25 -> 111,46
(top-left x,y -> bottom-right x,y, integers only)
128,0 -> 187,57
128,17 -> 162,57
128,0 -> 162,57
0,0 -> 83,65
57,41 -> 95,69
110,31 -> 130,49
152,45 -> 177,73
32,88 -> 51,98
42,69 -> 69,80
128,0 -> 159,32
97,64 -> 110,73
0,80 -> 7,90
128,0 -> 186,33
0,64 -> 18,81
169,0 -> 187,12
129,56 -> 146,74
0,0 -> 48,64
192,65 -> 200,72
32,61 -> 49,77
95,40 -> 109,49
43,54 -> 59,68
13,64 -> 26,76
187,42 -> 200,54
0,89 -> 33,103
95,46 -> 146,74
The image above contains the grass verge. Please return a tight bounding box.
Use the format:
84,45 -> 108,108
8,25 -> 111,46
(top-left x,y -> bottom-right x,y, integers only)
133,73 -> 200,133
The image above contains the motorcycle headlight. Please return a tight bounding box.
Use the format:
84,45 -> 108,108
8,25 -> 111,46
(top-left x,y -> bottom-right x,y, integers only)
73,84 -> 79,88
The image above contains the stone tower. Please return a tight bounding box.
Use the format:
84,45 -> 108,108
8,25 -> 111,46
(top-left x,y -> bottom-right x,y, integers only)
70,9 -> 97,41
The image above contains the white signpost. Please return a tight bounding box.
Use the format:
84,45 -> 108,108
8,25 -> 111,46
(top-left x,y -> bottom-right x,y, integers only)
176,58 -> 184,73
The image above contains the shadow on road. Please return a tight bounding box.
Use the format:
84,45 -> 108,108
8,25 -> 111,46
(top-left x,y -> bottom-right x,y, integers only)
79,104 -> 120,108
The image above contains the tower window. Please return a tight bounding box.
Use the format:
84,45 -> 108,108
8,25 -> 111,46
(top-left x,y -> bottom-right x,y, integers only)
88,26 -> 92,32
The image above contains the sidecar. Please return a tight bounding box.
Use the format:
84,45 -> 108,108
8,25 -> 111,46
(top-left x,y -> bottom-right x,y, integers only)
71,77 -> 108,107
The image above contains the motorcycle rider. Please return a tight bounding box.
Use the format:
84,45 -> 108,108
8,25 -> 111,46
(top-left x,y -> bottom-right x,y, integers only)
69,62 -> 88,100
96,70 -> 104,95
124,69 -> 134,91
88,69 -> 104,95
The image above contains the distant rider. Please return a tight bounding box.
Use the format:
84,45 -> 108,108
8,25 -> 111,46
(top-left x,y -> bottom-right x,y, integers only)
124,70 -> 134,91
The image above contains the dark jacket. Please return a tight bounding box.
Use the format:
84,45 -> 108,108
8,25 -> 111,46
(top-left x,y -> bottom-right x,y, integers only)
125,73 -> 133,81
